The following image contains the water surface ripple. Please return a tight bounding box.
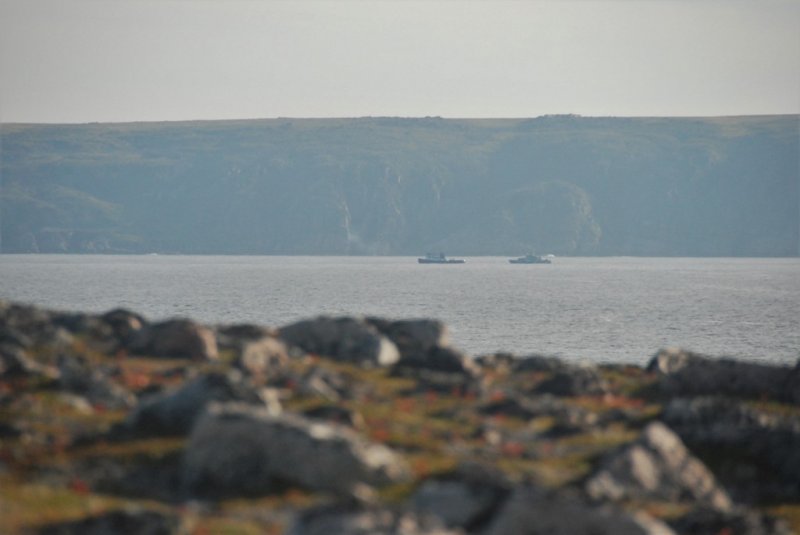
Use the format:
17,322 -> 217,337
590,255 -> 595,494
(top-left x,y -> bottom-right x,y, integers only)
1,255 -> 798,364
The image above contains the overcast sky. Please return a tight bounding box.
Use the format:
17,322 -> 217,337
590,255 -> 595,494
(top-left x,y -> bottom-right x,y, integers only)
1,0 -> 798,123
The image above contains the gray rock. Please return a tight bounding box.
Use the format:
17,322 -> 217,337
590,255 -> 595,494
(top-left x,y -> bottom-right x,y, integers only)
214,323 -> 278,362
474,352 -> 516,372
298,365 -> 354,401
1,303 -> 56,342
215,322 -> 276,353
647,349 -> 797,404
661,397 -> 800,444
279,316 -> 400,367
647,347 -> 703,374
410,463 -> 512,530
237,336 -> 289,379
369,317 -> 479,382
130,318 -> 218,361
52,312 -> 113,337
221,323 -> 275,339
393,345 -> 480,378
0,325 -> 34,349
302,405 -> 365,430
669,506 -> 793,535
785,360 -> 800,405
125,371 -> 274,436
512,354 -> 569,373
182,402 -> 410,499
57,354 -> 135,410
398,367 -> 484,396
484,485 -> 676,535
289,503 -> 458,535
0,343 -> 58,379
661,397 -> 800,502
367,318 -> 450,357
69,450 -> 183,503
0,303 -> 76,353
101,308 -> 147,347
535,365 -> 609,397
586,421 -> 732,511
479,393 -> 598,432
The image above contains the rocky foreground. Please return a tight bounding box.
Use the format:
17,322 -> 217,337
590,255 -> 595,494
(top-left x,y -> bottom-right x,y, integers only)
1,301 -> 799,534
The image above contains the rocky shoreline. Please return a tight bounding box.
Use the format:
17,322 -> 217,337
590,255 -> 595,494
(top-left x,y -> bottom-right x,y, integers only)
1,300 -> 798,534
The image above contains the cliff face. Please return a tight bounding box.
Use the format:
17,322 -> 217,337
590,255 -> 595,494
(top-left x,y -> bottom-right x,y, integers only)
2,115 -> 798,256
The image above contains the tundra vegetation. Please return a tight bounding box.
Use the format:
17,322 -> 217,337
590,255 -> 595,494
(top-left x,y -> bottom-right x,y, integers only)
1,300 -> 799,533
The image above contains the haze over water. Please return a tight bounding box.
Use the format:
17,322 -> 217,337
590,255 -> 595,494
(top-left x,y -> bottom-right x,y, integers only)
1,255 -> 798,364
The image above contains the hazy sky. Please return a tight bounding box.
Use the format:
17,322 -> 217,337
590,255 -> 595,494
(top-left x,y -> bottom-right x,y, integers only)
1,0 -> 798,123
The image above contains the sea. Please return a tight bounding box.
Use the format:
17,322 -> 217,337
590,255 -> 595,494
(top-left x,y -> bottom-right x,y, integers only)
1,255 -> 798,366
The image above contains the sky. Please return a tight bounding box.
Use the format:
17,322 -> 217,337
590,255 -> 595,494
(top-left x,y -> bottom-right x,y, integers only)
1,0 -> 799,123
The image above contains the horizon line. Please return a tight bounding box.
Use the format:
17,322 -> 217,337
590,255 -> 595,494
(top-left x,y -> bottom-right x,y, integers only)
3,112 -> 799,127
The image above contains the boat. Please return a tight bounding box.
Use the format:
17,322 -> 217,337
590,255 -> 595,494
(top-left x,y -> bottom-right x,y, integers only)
418,252 -> 466,264
509,253 -> 552,264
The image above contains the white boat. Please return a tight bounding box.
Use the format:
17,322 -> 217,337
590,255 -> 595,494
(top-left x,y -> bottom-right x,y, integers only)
509,254 -> 551,264
418,252 -> 465,264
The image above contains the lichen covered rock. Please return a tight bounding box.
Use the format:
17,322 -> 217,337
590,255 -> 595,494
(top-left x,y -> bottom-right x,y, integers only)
485,485 -> 677,535
279,316 -> 400,367
586,421 -> 732,510
125,371 -> 273,436
182,402 -> 410,498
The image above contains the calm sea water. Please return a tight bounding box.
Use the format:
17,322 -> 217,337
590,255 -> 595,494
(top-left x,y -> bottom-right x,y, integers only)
1,255 -> 798,365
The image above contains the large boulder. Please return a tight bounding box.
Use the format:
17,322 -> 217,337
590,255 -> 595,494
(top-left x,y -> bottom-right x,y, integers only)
125,371 -> 273,436
369,318 -> 481,382
391,354 -> 485,397
181,402 -> 410,499
130,318 -> 218,361
661,397 -> 800,502
585,421 -> 732,511
647,349 -> 797,404
366,318 -> 449,358
410,463 -> 512,530
101,308 -> 147,347
279,316 -> 400,367
215,322 -> 277,354
484,485 -> 676,535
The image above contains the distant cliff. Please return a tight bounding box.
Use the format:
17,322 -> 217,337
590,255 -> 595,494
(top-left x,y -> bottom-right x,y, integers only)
2,115 -> 798,255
